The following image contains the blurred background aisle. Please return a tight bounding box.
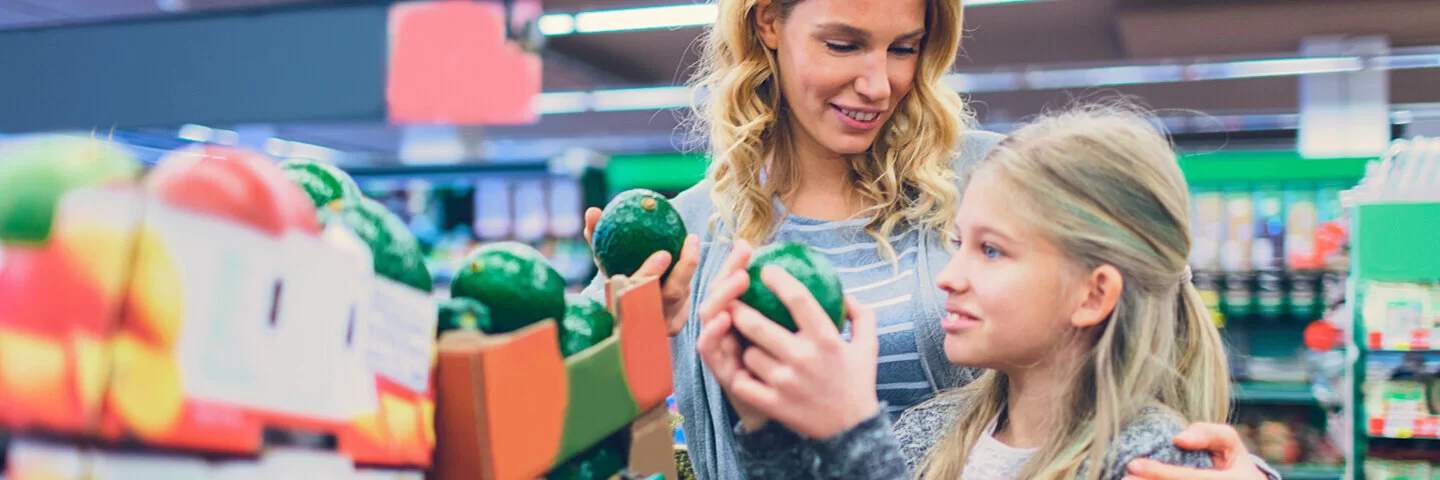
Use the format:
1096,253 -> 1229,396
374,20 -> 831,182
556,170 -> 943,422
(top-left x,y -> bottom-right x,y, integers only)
3,0 -> 1440,479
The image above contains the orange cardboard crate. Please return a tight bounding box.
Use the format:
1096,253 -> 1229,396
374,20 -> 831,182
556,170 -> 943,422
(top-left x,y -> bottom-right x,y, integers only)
431,274 -> 674,480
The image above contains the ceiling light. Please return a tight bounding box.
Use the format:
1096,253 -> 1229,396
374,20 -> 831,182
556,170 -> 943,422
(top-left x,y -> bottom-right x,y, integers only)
543,0 -> 1053,36
538,14 -> 575,36
573,4 -> 717,34
177,123 -> 213,142
590,87 -> 693,112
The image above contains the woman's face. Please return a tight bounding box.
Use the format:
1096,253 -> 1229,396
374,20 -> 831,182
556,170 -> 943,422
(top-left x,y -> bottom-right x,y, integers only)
933,169 -> 1087,372
757,0 -> 925,157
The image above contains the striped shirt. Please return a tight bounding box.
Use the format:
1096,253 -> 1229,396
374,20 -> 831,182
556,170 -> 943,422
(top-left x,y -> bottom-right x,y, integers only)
770,211 -> 931,420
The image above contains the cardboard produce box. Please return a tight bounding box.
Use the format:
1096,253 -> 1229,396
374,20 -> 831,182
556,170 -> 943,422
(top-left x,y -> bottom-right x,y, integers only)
430,274 -> 674,480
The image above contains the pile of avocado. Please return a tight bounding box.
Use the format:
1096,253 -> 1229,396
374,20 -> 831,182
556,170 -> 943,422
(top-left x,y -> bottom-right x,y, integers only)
278,159 -> 432,292
439,240 -> 619,355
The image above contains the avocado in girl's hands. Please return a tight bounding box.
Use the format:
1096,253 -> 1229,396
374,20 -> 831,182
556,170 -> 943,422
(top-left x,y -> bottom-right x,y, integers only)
740,242 -> 845,332
591,189 -> 687,281
450,242 -> 567,334
558,294 -> 616,357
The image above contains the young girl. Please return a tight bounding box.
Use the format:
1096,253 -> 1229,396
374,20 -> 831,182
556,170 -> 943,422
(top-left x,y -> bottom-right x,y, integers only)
696,106 -> 1232,479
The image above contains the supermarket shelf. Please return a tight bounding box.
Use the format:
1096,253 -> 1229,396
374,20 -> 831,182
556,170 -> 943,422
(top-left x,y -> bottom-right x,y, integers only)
1232,382 -> 1319,406
1367,414 -> 1440,439
1272,465 -> 1344,480
1366,329 -> 1440,352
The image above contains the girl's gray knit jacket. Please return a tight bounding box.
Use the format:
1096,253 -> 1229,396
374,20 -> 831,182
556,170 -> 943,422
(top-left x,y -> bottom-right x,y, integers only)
732,393 -> 1280,480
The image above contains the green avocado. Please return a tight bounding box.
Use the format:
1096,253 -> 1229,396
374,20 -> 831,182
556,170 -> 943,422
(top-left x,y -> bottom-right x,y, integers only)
324,198 -> 433,292
558,294 -> 616,357
451,242 -> 566,334
592,189 -> 686,281
739,242 -> 845,332
0,135 -> 141,244
545,429 -> 629,480
437,297 -> 492,338
278,159 -> 362,211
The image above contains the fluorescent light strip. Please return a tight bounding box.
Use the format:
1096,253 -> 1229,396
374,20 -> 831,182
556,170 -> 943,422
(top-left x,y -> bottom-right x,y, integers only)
537,52 -> 1440,115
591,86 -> 694,112
575,4 -> 716,34
542,0 -> 1051,36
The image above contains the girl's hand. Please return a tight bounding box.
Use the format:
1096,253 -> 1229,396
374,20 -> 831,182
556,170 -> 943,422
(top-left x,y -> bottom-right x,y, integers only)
696,299 -> 770,432
725,267 -> 881,439
584,207 -> 700,336
696,239 -> 754,327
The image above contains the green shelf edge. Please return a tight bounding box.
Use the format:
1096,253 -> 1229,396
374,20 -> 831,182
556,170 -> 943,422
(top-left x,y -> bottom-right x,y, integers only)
1273,465 -> 1344,480
1232,382 -> 1319,406
605,150 -> 1372,196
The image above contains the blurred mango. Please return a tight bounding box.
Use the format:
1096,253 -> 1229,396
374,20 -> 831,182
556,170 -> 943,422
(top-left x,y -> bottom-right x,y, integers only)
0,330 -> 72,427
124,228 -> 183,348
108,333 -> 184,439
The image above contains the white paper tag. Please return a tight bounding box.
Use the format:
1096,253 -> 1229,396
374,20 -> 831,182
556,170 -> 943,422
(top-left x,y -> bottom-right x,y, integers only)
366,278 -> 438,393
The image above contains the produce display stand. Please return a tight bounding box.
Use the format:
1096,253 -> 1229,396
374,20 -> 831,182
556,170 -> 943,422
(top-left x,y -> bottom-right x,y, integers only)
1346,199 -> 1440,478
431,274 -> 675,480
0,141 -> 440,478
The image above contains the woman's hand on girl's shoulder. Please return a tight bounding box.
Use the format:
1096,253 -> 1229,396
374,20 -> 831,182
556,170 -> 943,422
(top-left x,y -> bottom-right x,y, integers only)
584,207 -> 701,336
1125,422 -> 1269,480
723,267 -> 882,440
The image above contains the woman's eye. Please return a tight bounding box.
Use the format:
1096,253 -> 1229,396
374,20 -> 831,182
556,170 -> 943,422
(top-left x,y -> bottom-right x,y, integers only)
982,243 -> 1002,259
825,41 -> 858,52
890,46 -> 918,56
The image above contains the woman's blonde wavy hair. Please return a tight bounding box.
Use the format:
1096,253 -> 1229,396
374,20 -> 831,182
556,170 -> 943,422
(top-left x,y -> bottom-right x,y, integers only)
688,0 -> 974,256
916,105 -> 1231,480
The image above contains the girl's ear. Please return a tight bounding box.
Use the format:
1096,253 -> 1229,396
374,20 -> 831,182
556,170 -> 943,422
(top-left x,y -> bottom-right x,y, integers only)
755,0 -> 782,50
1070,265 -> 1123,328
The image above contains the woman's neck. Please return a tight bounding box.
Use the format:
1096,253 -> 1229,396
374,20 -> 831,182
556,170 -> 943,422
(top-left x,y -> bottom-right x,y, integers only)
778,132 -> 862,221
995,358 -> 1074,450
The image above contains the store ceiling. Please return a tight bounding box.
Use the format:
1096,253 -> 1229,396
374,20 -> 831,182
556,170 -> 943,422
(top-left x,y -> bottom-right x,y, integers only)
4,0 -> 1440,160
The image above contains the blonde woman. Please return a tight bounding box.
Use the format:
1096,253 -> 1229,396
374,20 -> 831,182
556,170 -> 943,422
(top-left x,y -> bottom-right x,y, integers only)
697,107 -> 1266,479
583,1 -> 1268,479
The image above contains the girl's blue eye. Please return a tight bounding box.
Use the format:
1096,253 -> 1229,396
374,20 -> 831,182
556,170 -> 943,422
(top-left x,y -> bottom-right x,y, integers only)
982,244 -> 1002,259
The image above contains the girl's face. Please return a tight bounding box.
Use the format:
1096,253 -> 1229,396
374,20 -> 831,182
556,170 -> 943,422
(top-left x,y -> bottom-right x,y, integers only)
934,169 -> 1087,371
757,0 -> 925,158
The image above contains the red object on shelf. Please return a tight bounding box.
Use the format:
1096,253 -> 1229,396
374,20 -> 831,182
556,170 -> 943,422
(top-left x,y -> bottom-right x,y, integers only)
1417,416 -> 1440,438
1303,320 -> 1342,352
387,1 -> 542,125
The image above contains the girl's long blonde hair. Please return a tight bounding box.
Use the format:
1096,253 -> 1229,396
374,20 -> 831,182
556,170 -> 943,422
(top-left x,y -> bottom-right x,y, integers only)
689,0 -> 974,255
917,106 -> 1231,480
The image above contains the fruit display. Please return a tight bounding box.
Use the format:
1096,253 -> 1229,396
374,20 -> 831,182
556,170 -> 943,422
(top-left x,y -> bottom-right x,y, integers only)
0,137 -> 679,480
0,135 -> 144,435
0,139 -> 441,472
433,270 -> 675,480
740,242 -> 846,332
591,189 -> 686,281
450,241 -> 567,333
